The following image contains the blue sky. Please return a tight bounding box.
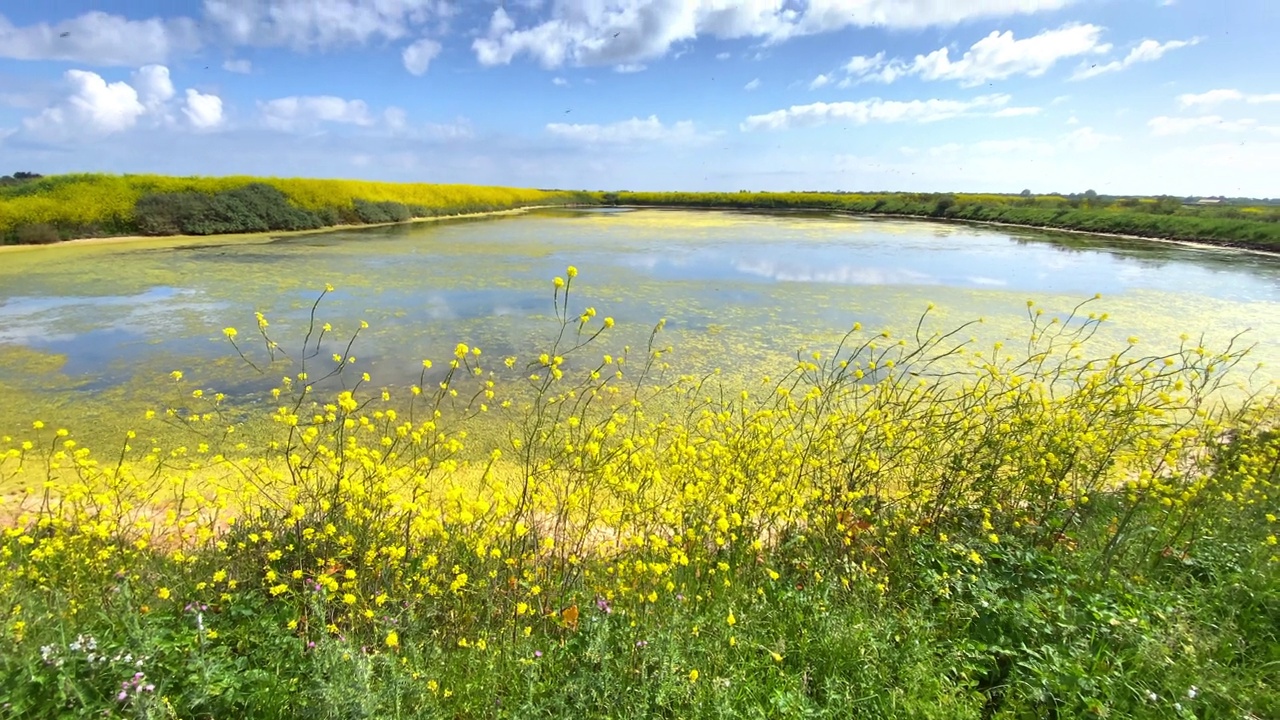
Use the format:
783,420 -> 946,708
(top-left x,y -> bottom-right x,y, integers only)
0,0 -> 1277,196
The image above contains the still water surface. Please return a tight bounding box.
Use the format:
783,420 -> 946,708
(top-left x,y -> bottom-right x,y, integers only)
0,208 -> 1276,430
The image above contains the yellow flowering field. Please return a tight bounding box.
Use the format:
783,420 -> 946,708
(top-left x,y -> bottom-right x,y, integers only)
1,270 -> 1277,718
0,174 -> 590,242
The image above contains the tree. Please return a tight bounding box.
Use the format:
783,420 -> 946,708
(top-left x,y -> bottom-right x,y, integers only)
1020,189 -> 1032,197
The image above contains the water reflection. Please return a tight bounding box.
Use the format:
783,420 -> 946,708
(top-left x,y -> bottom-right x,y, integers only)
0,208 -> 1276,411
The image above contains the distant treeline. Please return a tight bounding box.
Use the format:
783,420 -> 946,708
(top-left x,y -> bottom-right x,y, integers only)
0,174 -> 594,245
599,191 -> 1280,250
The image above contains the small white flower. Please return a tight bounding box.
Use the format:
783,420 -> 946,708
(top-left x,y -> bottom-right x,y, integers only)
1146,691 -> 1159,702
1187,686 -> 1198,699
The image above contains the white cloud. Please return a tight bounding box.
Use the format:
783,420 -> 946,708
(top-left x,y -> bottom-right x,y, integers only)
24,69 -> 147,137
423,118 -> 475,140
0,11 -> 200,66
1147,115 -> 1256,136
809,73 -> 832,90
259,95 -> 376,131
1177,88 -> 1280,107
744,78 -> 761,91
716,51 -> 731,60
552,76 -> 569,86
992,106 -> 1042,117
1072,37 -> 1200,80
133,65 -> 176,115
384,107 -> 408,132
740,94 -> 1013,131
614,63 -> 646,73
222,58 -> 253,73
546,115 -> 705,144
841,24 -> 1109,87
20,65 -> 226,139
203,0 -> 450,51
1062,126 -> 1118,151
402,38 -> 443,75
471,0 -> 1077,69
182,89 -> 225,129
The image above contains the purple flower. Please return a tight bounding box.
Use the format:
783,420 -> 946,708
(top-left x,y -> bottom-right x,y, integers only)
117,691 -> 129,702
534,650 -> 543,658
635,640 -> 648,648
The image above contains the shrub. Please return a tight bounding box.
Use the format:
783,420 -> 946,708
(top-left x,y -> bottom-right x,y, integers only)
14,223 -> 61,244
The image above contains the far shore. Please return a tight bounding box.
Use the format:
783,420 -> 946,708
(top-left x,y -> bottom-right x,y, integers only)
0,204 -> 570,254
615,204 -> 1280,257
4,201 -> 1278,258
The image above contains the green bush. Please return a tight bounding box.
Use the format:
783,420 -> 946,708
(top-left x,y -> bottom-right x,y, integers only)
134,184 -> 325,236
351,199 -> 413,224
13,223 -> 60,244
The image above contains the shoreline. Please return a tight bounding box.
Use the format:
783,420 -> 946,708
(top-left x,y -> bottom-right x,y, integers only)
0,204 -> 569,253
617,204 -> 1280,257
4,200 -> 1278,258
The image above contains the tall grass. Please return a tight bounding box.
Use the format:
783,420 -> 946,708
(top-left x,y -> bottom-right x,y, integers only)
1,272 -> 1277,718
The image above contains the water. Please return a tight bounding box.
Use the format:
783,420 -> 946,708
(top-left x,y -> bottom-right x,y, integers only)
0,208 -> 1277,433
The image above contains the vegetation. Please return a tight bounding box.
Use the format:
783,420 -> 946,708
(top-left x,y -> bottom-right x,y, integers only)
0,174 -> 593,245
601,191 -> 1280,250
2,271 -> 1276,718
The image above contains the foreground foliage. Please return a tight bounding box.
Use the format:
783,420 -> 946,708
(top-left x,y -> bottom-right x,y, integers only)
0,174 -> 592,244
604,191 -> 1280,250
1,273 -> 1277,718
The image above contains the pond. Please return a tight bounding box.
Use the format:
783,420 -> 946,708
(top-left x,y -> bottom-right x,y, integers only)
1,207 -> 1277,436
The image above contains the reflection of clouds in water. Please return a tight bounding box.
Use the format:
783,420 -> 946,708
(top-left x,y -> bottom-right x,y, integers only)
0,287 -> 224,346
967,276 -> 1007,287
619,252 -> 696,270
423,294 -> 456,320
733,259 -> 938,286
0,325 -> 77,344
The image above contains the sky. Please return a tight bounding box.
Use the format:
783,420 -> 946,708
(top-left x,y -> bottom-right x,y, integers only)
0,0 -> 1277,197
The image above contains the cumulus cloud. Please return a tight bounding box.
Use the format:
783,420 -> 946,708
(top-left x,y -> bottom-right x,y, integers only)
1147,115 -> 1256,136
744,78 -> 761,91
133,65 -> 176,115
1072,37 -> 1200,79
472,0 -> 1076,69
0,11 -> 200,66
809,73 -> 832,90
545,115 -> 705,144
402,38 -> 443,75
222,59 -> 253,73
24,70 -> 147,137
20,66 -> 227,139
839,24 -> 1110,87
1177,88 -> 1280,107
259,95 -> 376,131
740,94 -> 1014,131
552,76 -> 569,86
203,0 -> 451,51
182,89 -> 225,129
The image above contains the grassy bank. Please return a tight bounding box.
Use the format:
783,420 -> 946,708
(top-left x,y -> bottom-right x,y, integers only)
0,174 -> 594,245
602,191 -> 1280,251
2,273 -> 1277,718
